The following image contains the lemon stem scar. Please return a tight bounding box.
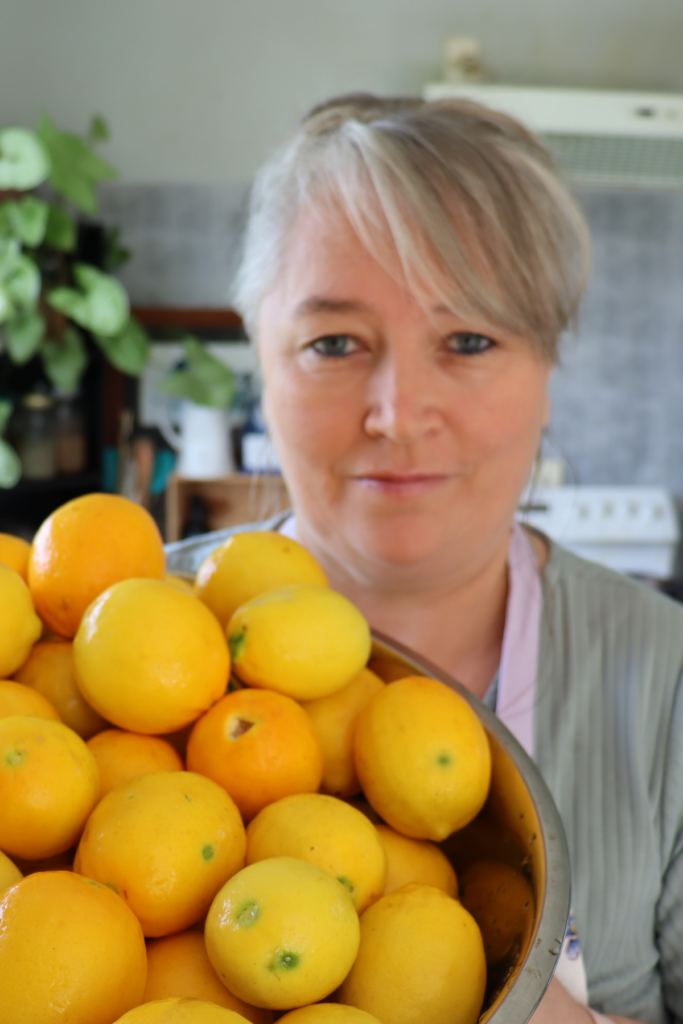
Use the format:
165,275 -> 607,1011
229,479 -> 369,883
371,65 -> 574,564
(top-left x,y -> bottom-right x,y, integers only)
235,899 -> 260,927
228,629 -> 246,661
436,751 -> 453,767
337,876 -> 355,897
4,747 -> 26,767
228,716 -> 255,741
270,950 -> 300,972
202,844 -> 215,861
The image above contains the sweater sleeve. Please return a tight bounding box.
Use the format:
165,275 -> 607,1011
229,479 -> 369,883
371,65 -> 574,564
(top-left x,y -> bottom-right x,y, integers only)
655,668 -> 683,1024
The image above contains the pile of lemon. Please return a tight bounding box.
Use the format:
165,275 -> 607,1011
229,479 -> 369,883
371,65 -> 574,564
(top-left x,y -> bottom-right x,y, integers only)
0,494 -> 534,1024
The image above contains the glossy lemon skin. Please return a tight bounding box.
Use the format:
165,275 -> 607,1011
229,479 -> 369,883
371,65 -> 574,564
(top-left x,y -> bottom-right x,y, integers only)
205,857 -> 360,1010
196,531 -> 327,630
114,997 -> 252,1023
339,883 -> 486,1024
0,564 -> 42,678
246,793 -> 387,913
73,578 -> 230,734
354,676 -> 492,841
278,1006 -> 382,1023
375,824 -> 458,897
228,585 -> 371,701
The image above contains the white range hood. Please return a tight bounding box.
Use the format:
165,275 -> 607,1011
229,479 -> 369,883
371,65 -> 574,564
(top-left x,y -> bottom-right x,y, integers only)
423,83 -> 683,189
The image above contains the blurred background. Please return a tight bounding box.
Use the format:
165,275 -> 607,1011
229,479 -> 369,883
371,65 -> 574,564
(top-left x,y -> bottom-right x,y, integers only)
2,0 -> 683,588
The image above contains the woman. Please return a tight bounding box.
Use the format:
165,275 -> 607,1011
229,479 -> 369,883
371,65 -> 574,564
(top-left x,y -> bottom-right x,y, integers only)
169,94 -> 683,1024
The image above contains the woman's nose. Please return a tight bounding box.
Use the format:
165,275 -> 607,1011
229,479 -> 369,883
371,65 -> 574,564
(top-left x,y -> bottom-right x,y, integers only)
363,353 -> 442,443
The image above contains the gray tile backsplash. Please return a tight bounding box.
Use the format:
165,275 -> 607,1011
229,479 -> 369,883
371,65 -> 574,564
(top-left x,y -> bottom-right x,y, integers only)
98,182 -> 683,498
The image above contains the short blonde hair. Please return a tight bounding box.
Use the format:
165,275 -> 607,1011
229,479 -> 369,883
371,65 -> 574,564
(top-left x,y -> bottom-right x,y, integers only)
233,92 -> 590,361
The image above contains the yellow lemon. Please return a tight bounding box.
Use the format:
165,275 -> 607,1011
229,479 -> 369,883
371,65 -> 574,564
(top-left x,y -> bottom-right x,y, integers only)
75,770 -> 246,937
114,997 -> 251,1023
13,637 -> 108,739
144,931 -> 273,1023
228,586 -> 371,701
0,564 -> 42,677
376,824 -> 458,897
279,1007 -> 382,1023
0,679 -> 61,721
0,532 -> 31,580
0,715 -> 100,859
354,676 -> 491,841
205,857 -> 360,1010
0,870 -> 147,1024
74,578 -> 230,734
246,794 -> 387,913
195,531 -> 327,630
339,884 -> 486,1024
166,573 -> 196,594
458,860 -> 535,964
0,850 -> 22,895
301,669 -> 385,798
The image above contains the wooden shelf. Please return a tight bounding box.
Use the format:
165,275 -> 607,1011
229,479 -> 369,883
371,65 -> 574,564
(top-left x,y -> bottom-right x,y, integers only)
165,473 -> 291,543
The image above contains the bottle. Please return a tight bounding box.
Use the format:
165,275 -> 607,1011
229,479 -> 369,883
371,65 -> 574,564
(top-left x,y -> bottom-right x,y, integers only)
15,393 -> 58,480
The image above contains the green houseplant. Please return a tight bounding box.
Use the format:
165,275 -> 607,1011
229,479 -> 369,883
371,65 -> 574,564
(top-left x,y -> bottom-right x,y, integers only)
0,115 -> 150,487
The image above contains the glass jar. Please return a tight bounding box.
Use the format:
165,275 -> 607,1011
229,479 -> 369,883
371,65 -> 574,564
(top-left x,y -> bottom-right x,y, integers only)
14,393 -> 58,480
56,394 -> 87,475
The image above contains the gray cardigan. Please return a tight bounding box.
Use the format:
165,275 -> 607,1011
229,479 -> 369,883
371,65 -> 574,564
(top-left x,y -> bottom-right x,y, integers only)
166,519 -> 683,1023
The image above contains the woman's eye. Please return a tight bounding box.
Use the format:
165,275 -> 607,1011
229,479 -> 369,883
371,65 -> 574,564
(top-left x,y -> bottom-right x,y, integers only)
310,335 -> 359,357
446,332 -> 494,355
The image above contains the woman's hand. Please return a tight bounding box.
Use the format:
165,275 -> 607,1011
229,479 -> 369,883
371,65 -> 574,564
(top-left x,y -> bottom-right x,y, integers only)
530,978 -> 645,1024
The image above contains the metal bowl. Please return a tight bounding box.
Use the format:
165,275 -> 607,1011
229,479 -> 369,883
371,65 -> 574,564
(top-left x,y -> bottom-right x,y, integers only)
369,630 -> 569,1024
165,559 -> 569,1022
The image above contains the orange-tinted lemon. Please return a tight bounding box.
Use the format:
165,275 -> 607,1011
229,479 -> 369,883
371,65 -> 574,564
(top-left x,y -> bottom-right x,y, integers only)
87,729 -> 184,796
0,532 -> 31,580
246,794 -> 386,913
354,676 -> 491,840
0,870 -> 147,1024
187,689 -> 324,822
301,669 -> 384,798
0,678 -> 61,721
458,860 -> 535,964
14,637 -> 108,738
28,493 -> 166,638
0,715 -> 100,859
74,579 -> 230,734
195,531 -> 327,630
376,824 -> 458,897
279,1008 -> 381,1023
228,586 -> 371,701
0,849 -> 22,894
144,931 -> 273,1023
367,656 -> 414,683
339,884 -> 486,1024
166,573 -> 196,594
205,857 -> 360,1010
75,770 -> 246,937
0,564 -> 42,677
115,998 -> 251,1023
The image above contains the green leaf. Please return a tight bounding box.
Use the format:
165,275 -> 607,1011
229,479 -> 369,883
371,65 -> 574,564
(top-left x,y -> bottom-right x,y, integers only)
4,196 -> 49,247
41,326 -> 88,393
47,262 -> 129,336
37,114 -> 117,214
103,226 -> 131,271
0,238 -> 20,276
0,128 -> 51,189
0,286 -> 14,323
159,337 -> 236,408
0,437 -> 22,488
94,316 -> 149,376
4,254 -> 40,310
0,399 -> 12,435
44,204 -> 76,251
5,310 -> 45,363
88,115 -> 110,143
0,204 -> 15,239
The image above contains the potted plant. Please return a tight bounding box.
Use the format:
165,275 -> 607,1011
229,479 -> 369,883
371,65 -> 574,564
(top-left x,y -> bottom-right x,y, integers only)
0,115 -> 150,487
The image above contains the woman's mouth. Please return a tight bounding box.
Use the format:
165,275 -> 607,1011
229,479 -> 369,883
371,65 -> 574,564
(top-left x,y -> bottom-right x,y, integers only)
352,473 -> 450,497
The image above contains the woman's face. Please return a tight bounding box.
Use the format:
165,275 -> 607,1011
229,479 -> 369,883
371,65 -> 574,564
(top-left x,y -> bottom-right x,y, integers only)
256,207 -> 552,586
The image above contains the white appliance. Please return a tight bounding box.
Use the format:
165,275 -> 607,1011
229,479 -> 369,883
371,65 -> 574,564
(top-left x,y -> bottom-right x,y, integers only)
423,83 -> 683,189
517,485 -> 680,579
